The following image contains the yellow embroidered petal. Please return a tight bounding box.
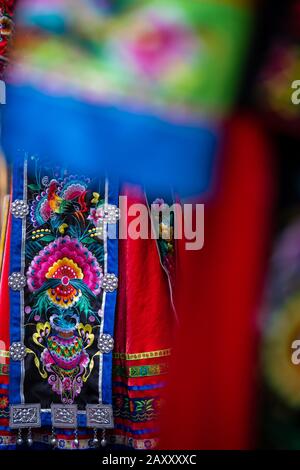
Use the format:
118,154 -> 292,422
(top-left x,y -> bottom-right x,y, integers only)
58,223 -> 68,234
91,192 -> 100,204
45,257 -> 84,280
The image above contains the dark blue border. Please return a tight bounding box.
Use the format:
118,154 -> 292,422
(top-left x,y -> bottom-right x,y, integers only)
102,179 -> 119,405
9,153 -> 25,405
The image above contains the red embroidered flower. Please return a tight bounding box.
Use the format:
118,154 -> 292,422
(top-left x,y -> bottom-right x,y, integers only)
0,395 -> 8,409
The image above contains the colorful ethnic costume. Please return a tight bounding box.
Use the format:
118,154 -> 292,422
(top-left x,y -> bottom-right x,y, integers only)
0,0 -> 253,450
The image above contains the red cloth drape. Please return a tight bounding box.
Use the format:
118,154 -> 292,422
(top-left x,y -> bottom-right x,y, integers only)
160,114 -> 274,449
112,185 -> 174,448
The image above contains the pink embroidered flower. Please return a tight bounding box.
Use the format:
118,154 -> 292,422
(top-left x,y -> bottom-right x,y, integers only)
87,207 -> 106,226
58,175 -> 90,200
27,236 -> 102,308
109,8 -> 197,79
62,377 -> 72,391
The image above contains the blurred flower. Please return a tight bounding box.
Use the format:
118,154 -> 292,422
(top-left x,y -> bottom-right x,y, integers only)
263,293 -> 300,408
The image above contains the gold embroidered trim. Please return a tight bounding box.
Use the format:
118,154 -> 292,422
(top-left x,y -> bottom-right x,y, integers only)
113,348 -> 171,361
0,350 -> 9,358
113,362 -> 169,378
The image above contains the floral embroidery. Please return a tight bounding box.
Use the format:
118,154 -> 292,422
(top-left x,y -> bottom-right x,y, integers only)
151,198 -> 175,282
27,236 -> 102,310
23,160 -> 108,404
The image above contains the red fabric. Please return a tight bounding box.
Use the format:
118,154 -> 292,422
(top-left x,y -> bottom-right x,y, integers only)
115,185 -> 174,354
160,114 -> 274,450
0,211 -> 11,370
0,210 -> 11,434
112,185 -> 174,447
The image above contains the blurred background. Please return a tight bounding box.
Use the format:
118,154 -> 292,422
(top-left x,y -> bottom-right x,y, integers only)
0,0 -> 299,450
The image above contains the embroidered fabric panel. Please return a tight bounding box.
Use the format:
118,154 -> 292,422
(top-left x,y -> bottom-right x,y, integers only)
9,156 -> 119,425
10,0 -> 251,120
111,349 -> 171,450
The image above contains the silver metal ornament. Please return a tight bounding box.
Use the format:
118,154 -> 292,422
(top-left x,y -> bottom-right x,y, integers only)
101,273 -> 118,293
8,272 -> 27,291
9,342 -> 27,361
98,334 -> 114,354
10,199 -> 29,219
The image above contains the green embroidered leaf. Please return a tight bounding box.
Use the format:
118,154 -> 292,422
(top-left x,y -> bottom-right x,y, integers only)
81,237 -> 94,245
33,279 -> 61,296
145,399 -> 155,411
58,200 -> 75,214
26,241 -> 43,260
50,215 -> 64,231
28,184 -> 41,191
30,291 -> 51,320
40,235 -> 55,242
76,296 -> 92,317
158,240 -> 169,259
68,218 -> 83,239
70,279 -> 97,299
135,400 -> 145,412
89,243 -> 104,264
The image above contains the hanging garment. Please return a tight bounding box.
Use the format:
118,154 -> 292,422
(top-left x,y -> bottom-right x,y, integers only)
0,201 -> 11,449
1,0 -> 252,450
160,114 -> 274,450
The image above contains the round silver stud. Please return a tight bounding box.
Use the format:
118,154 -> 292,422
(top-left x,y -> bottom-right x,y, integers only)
8,272 -> 26,291
101,429 -> 107,447
100,438 -> 107,447
98,334 -> 114,354
17,429 -> 23,446
11,199 -> 29,219
50,436 -> 57,447
93,437 -> 99,446
103,204 -> 120,224
73,428 -> 79,448
102,273 -> 118,293
27,428 -> 33,447
9,342 -> 27,361
92,428 -> 99,446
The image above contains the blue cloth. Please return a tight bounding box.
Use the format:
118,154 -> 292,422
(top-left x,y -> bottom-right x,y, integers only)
2,84 -> 218,198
